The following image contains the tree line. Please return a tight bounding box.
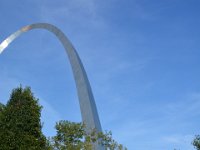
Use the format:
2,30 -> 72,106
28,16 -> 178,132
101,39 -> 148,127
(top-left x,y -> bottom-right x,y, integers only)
0,86 -> 199,150
0,86 -> 127,150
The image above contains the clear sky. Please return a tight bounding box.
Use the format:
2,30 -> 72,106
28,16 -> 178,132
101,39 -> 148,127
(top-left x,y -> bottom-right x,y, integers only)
0,0 -> 200,149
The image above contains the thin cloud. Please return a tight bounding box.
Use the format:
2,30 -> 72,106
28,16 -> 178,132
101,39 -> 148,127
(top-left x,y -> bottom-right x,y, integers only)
163,134 -> 194,144
0,68 -> 21,103
162,134 -> 195,150
40,98 -> 62,137
38,0 -> 105,29
165,92 -> 200,119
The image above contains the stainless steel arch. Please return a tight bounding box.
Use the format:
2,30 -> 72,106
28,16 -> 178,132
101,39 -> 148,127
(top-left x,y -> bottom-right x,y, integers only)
0,23 -> 103,149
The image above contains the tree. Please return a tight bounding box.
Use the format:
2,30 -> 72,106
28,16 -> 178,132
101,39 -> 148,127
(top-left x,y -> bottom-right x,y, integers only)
0,86 -> 48,150
0,102 -> 5,112
50,120 -> 91,150
193,135 -> 200,150
97,131 -> 127,150
0,102 -> 5,126
50,120 -> 127,150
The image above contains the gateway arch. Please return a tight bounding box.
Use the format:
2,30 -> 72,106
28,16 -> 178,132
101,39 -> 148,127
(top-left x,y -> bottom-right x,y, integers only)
0,23 -> 103,149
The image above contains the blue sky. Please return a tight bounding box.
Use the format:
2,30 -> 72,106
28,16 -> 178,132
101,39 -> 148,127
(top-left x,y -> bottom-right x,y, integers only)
0,0 -> 200,149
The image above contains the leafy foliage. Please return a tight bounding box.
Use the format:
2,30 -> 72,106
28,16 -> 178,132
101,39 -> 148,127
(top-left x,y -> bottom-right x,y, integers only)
0,86 -> 48,150
0,102 -> 5,112
52,121 -> 87,150
98,131 -> 127,150
50,120 -> 127,150
193,135 -> 200,150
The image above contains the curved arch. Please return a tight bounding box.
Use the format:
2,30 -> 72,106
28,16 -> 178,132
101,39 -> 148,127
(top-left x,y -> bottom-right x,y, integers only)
0,23 -> 103,149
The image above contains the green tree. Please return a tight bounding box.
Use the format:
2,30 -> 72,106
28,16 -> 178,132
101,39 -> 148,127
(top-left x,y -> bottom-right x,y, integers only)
97,131 -> 127,150
0,102 -> 5,112
0,102 -> 5,126
50,120 -> 127,150
51,120 -> 91,150
193,135 -> 200,150
0,86 -> 48,150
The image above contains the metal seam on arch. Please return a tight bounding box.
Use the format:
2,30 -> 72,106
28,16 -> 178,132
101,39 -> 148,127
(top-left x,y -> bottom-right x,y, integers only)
0,23 -> 103,150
